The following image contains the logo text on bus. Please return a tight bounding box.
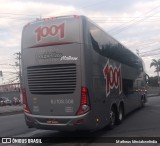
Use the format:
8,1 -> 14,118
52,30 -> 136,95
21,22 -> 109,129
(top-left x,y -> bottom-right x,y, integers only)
35,23 -> 65,42
103,60 -> 122,96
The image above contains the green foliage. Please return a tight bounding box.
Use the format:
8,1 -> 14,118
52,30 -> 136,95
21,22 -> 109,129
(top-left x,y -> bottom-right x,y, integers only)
150,59 -> 160,86
148,76 -> 159,87
150,59 -> 160,72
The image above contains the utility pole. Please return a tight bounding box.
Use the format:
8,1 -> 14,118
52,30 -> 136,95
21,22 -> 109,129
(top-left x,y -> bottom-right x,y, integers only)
14,52 -> 22,101
136,49 -> 139,56
0,71 -> 2,93
14,52 -> 22,88
0,64 -> 6,85
0,71 -> 3,85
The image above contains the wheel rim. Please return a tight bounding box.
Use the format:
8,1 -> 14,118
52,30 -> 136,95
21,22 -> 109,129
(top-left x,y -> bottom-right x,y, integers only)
141,98 -> 145,106
110,109 -> 115,126
119,107 -> 123,121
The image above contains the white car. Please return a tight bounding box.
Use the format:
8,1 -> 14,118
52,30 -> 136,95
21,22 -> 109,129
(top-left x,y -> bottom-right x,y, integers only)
2,97 -> 12,106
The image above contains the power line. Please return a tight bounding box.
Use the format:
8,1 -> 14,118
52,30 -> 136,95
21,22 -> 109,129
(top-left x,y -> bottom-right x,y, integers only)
129,42 -> 160,50
0,17 -> 36,21
141,50 -> 160,57
0,12 -> 40,21
92,17 -> 160,21
0,12 -> 40,17
107,5 -> 160,34
94,20 -> 160,23
0,15 -> 39,21
125,39 -> 160,47
140,48 -> 160,54
139,44 -> 160,50
123,39 -> 160,52
141,52 -> 160,57
112,12 -> 160,36
137,41 -> 159,47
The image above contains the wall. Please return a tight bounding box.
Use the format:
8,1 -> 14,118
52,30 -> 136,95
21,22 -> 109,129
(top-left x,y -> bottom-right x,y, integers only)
0,91 -> 20,100
147,86 -> 160,95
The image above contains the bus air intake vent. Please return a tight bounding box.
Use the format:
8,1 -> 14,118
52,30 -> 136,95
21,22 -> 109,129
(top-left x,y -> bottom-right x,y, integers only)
27,64 -> 76,94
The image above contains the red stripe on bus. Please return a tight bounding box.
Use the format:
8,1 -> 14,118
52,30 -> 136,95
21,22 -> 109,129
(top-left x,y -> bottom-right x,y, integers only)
29,42 -> 73,48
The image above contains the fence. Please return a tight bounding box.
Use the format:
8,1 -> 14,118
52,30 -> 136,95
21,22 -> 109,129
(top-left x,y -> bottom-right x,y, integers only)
147,86 -> 160,95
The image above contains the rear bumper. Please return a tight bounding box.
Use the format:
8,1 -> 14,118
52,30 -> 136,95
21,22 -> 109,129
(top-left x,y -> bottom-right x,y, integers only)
24,111 -> 97,131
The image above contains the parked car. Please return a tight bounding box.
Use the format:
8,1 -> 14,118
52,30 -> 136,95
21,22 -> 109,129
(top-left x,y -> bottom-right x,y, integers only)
12,97 -> 21,105
1,97 -> 12,106
0,97 -> 5,106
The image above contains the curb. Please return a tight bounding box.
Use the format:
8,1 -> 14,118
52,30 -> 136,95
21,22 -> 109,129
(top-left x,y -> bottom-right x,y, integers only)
0,110 -> 23,116
147,94 -> 160,97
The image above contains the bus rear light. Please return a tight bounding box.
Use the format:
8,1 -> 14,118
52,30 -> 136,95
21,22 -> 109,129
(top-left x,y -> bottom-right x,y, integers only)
76,87 -> 90,115
22,88 -> 31,114
81,87 -> 88,105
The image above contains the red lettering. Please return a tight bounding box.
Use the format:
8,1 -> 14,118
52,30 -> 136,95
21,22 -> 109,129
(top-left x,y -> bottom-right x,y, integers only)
41,26 -> 49,37
103,60 -> 122,96
35,23 -> 65,42
104,64 -> 110,94
110,67 -> 114,87
35,26 -> 41,42
50,25 -> 58,36
114,68 -> 118,87
56,23 -> 64,38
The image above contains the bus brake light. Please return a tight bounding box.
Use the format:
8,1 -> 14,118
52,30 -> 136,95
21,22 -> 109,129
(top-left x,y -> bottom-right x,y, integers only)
22,88 -> 31,114
76,87 -> 90,115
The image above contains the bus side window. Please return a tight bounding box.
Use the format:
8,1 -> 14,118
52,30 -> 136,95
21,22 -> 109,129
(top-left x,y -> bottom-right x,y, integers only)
90,34 -> 101,54
123,79 -> 134,95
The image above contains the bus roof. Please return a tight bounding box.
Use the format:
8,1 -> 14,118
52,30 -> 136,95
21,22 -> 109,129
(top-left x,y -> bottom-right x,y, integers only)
22,15 -> 83,49
24,15 -> 81,28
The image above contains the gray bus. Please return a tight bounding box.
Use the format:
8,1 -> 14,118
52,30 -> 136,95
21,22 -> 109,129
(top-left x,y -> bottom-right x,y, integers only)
21,15 -> 148,131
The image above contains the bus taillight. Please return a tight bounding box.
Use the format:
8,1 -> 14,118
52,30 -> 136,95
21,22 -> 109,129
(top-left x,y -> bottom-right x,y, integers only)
76,87 -> 90,115
22,88 -> 31,114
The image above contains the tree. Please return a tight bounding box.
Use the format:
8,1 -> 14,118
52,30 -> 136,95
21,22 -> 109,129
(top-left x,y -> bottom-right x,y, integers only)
148,76 -> 159,87
150,59 -> 160,84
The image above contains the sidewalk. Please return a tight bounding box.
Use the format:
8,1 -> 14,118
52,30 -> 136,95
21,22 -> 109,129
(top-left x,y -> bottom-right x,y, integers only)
147,94 -> 160,97
0,105 -> 23,116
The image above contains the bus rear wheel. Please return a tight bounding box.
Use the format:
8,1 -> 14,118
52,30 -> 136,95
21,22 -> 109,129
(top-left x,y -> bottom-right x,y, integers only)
141,96 -> 145,107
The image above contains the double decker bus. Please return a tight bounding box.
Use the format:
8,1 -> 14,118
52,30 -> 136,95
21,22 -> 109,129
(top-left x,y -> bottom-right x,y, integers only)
21,15 -> 148,131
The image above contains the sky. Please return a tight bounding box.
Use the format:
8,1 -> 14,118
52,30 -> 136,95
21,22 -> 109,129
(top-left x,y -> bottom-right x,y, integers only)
0,0 -> 160,84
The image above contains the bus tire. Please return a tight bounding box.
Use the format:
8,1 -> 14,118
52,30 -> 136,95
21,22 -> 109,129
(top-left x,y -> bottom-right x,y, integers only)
141,96 -> 145,108
108,106 -> 116,129
116,104 -> 124,125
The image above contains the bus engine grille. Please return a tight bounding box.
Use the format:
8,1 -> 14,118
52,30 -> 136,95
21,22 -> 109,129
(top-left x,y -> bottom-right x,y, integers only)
27,64 -> 76,94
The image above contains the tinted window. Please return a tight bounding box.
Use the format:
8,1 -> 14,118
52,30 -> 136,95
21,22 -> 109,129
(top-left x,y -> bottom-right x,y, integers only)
89,22 -> 142,69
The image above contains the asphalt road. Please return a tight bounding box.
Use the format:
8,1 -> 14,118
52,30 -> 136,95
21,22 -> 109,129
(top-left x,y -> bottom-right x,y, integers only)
0,96 -> 160,146
0,113 -> 35,137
